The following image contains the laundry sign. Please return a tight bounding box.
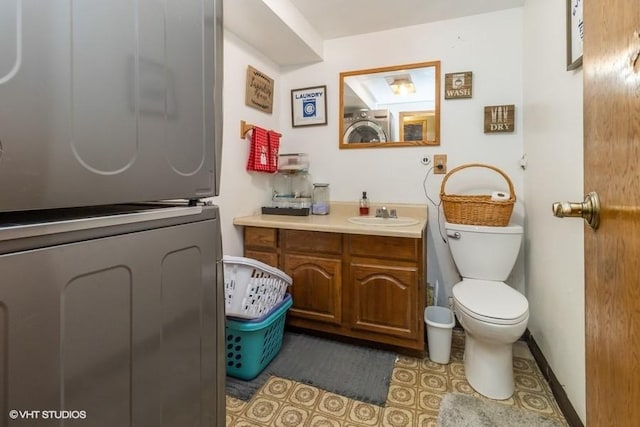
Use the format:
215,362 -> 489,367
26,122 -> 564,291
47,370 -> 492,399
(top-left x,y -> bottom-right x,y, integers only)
484,104 -> 515,133
445,72 -> 473,99
245,65 -> 274,114
291,85 -> 327,127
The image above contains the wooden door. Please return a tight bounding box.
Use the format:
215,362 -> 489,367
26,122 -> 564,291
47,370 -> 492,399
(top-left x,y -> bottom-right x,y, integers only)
583,1 -> 640,425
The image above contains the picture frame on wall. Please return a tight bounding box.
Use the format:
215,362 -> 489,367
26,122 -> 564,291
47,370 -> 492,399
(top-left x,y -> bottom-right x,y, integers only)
245,65 -> 274,113
398,111 -> 439,145
444,71 -> 473,99
566,0 -> 583,70
291,85 -> 327,127
484,104 -> 515,133
401,119 -> 428,142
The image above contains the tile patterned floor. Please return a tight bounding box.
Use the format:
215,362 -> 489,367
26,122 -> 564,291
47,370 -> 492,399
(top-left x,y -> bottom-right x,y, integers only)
226,329 -> 568,426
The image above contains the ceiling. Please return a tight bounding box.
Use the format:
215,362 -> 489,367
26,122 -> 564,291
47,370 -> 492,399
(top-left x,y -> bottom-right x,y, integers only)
225,0 -> 525,66
289,0 -> 525,40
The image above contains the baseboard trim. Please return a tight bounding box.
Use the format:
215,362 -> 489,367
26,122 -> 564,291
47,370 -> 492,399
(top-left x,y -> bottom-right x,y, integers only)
523,330 -> 584,427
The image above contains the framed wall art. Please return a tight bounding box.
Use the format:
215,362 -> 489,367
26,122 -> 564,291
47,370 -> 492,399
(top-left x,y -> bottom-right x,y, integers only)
444,71 -> 473,99
291,85 -> 327,127
245,65 -> 274,113
566,0 -> 583,70
484,105 -> 515,133
398,110 -> 438,145
401,119 -> 427,142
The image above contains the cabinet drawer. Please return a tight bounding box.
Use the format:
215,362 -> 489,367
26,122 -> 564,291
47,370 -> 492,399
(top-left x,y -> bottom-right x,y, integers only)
244,250 -> 279,268
244,227 -> 278,249
349,235 -> 419,261
283,230 -> 342,254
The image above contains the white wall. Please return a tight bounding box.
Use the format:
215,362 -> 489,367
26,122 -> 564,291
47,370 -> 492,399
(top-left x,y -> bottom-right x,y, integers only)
211,31 -> 283,256
278,8 -> 525,302
523,0 -> 585,422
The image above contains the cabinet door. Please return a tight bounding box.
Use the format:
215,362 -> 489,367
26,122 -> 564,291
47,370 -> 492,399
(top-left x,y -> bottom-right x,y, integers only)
284,254 -> 342,325
349,262 -> 419,340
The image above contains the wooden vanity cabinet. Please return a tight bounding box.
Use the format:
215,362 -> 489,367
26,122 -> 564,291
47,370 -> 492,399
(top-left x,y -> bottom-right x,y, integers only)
241,226 -> 425,354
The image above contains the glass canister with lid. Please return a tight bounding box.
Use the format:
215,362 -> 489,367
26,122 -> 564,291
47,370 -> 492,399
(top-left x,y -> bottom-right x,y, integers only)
312,183 -> 330,215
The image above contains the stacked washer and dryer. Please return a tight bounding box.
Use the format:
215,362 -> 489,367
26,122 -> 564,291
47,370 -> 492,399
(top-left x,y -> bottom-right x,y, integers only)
342,109 -> 391,143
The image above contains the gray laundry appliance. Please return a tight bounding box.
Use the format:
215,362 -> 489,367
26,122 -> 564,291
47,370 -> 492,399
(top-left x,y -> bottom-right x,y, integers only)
0,0 -> 225,425
343,109 -> 391,143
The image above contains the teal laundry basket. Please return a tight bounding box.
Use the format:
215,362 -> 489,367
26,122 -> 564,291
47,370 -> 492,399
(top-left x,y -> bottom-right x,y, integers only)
225,293 -> 292,380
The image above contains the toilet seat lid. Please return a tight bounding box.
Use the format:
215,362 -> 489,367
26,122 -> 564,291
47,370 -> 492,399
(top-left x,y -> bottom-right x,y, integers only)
453,279 -> 529,324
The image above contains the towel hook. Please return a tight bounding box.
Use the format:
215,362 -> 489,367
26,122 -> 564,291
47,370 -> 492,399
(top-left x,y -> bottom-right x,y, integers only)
240,120 -> 254,139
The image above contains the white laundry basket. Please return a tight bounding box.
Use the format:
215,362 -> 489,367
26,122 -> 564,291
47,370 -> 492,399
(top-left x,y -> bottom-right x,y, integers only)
425,306 -> 456,364
223,255 -> 292,319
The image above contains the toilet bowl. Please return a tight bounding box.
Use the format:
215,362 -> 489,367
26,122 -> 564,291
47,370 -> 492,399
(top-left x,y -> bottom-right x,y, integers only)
453,278 -> 528,399
445,222 -> 528,400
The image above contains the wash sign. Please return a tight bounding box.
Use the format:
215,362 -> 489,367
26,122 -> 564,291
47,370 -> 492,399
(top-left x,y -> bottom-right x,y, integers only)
445,71 -> 473,99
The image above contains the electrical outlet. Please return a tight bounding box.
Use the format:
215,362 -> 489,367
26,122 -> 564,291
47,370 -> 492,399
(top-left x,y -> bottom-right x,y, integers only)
434,154 -> 447,174
447,296 -> 454,310
420,155 -> 431,165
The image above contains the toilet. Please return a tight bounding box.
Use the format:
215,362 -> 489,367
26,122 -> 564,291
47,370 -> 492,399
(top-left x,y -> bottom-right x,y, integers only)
445,221 -> 529,400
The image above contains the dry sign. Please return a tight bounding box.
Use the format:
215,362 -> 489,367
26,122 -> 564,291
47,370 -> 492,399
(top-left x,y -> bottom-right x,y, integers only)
484,104 -> 515,133
245,65 -> 274,113
444,72 -> 472,99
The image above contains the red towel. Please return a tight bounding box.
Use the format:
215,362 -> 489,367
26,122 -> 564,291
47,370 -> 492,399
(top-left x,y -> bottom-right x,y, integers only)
267,131 -> 280,173
246,126 -> 270,172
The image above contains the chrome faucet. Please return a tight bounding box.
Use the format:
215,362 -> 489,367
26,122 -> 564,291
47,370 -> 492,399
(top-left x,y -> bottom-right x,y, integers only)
375,206 -> 397,219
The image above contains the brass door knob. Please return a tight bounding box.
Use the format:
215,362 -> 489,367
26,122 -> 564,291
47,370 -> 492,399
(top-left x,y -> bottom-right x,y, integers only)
552,192 -> 601,230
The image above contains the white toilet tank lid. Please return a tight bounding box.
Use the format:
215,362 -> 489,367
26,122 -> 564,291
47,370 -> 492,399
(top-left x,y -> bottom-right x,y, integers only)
445,222 -> 523,234
453,279 -> 528,321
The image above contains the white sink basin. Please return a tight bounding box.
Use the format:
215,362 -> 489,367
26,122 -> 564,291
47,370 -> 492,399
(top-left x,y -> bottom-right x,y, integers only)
347,216 -> 419,227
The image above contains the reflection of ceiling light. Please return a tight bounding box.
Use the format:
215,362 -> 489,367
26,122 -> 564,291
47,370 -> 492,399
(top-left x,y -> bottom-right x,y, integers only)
389,78 -> 416,96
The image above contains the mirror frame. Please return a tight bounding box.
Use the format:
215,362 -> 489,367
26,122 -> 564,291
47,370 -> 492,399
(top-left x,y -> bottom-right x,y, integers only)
339,60 -> 441,149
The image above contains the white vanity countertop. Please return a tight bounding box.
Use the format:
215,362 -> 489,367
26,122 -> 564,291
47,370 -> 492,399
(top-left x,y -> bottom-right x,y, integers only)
233,202 -> 428,238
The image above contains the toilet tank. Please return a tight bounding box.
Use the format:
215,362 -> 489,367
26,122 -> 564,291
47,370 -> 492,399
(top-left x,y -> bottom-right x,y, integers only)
445,222 -> 523,281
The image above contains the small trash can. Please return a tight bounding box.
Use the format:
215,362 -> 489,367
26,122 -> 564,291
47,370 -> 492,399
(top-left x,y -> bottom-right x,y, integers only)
424,306 -> 455,364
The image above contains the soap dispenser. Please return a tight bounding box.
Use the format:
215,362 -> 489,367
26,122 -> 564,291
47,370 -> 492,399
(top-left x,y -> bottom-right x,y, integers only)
359,191 -> 370,216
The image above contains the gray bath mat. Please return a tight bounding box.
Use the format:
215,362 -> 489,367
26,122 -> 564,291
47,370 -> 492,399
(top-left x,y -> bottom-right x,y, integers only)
226,331 -> 397,406
438,393 -> 564,427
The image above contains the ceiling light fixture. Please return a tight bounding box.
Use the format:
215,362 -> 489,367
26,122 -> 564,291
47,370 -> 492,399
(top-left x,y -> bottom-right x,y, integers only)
389,77 -> 416,96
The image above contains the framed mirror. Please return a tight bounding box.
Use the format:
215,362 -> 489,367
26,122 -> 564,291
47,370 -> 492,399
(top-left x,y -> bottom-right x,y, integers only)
339,61 -> 440,149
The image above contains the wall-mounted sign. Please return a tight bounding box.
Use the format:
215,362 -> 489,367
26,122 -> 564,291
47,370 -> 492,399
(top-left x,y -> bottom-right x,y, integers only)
245,65 -> 274,114
484,104 -> 515,133
444,72 -> 473,99
291,85 -> 327,127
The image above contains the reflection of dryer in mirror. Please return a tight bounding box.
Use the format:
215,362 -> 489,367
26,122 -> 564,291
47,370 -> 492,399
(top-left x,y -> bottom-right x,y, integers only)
343,109 -> 390,143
